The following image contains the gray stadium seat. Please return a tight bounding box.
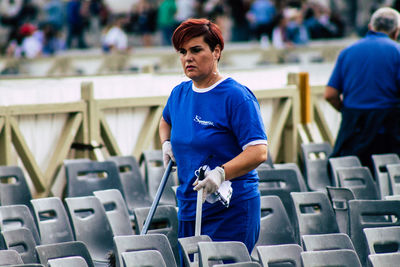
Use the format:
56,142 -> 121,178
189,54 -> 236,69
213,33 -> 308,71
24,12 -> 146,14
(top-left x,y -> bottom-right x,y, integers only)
121,250 -> 167,267
1,227 -> 39,263
363,226 -> 400,255
48,256 -> 89,267
256,244 -> 303,267
301,249 -> 361,267
197,241 -> 252,267
178,235 -> 212,267
336,166 -> 379,199
371,153 -> 400,199
329,155 -> 361,187
302,233 -> 355,251
326,186 -> 355,234
368,252 -> 400,267
387,163 -> 400,195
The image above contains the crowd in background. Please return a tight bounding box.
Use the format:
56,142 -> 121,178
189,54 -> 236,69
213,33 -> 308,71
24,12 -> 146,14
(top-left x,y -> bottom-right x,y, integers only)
0,0 -> 398,59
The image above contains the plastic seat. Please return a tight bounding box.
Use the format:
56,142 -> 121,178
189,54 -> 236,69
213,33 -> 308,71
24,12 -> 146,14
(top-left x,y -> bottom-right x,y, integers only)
326,186 -> 355,234
178,235 -> 212,267
113,233 -> 177,267
302,233 -> 355,251
368,252 -> 400,267
121,250 -> 167,267
64,196 -> 114,264
0,204 -> 41,245
0,249 -> 24,265
256,244 -> 302,267
214,263 -> 261,267
385,195 -> 400,200
387,163 -> 400,195
30,197 -> 74,244
329,155 -> 362,187
0,165 -> 33,212
108,155 -> 153,209
132,205 -> 179,264
252,196 -> 296,260
9,265 -> 45,267
64,160 -> 124,198
348,199 -> 400,265
336,167 -> 379,199
291,192 -> 339,242
301,142 -> 333,190
36,241 -> 95,267
139,150 -> 178,205
301,249 -> 362,267
48,256 -> 89,267
0,227 -> 39,263
257,168 -> 301,231
197,241 -> 252,267
274,163 -> 308,192
93,189 -> 134,236
363,226 -> 400,255
371,153 -> 400,198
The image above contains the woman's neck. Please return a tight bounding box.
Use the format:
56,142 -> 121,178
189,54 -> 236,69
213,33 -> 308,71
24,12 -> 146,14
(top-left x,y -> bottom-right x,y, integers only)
193,72 -> 223,88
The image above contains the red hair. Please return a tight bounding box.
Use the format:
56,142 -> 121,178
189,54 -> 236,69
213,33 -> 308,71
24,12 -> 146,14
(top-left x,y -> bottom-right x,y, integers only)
172,18 -> 224,52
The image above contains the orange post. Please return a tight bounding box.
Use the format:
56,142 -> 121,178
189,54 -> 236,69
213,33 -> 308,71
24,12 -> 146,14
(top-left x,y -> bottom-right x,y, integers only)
299,72 -> 311,124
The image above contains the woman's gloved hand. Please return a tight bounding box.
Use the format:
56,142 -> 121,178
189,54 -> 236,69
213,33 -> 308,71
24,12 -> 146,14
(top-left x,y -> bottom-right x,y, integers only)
162,141 -> 175,168
193,166 -> 225,201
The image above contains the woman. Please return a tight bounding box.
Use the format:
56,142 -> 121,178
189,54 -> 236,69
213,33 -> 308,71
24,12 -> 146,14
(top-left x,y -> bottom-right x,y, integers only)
159,18 -> 268,254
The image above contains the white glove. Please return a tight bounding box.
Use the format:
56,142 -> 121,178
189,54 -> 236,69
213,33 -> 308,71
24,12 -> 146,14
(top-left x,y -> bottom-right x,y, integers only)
193,166 -> 225,202
162,141 -> 175,168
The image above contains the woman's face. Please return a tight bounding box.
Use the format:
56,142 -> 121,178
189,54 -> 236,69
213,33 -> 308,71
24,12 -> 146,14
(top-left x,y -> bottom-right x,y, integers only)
178,36 -> 220,85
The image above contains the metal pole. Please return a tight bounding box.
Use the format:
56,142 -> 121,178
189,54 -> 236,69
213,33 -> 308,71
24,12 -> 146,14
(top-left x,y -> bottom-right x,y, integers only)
141,160 -> 173,235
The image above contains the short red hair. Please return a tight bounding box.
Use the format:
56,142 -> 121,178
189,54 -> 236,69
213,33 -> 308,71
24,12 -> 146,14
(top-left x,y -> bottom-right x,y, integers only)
172,18 -> 224,52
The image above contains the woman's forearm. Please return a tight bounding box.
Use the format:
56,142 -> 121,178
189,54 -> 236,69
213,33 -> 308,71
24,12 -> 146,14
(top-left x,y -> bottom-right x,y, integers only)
159,117 -> 171,144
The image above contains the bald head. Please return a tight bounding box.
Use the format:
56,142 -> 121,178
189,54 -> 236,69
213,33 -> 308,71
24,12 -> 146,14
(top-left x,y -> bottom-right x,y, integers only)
369,7 -> 400,37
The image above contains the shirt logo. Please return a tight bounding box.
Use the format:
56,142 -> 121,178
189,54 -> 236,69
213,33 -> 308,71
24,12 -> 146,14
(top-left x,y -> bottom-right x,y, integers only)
194,115 -> 214,126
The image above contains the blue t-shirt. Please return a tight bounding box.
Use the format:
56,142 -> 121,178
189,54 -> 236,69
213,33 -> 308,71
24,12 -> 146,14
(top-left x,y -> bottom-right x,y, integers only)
163,77 -> 268,221
327,31 -> 400,109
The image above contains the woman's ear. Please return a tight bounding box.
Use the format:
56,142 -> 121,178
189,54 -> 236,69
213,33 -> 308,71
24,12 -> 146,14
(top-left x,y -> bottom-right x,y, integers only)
213,45 -> 221,61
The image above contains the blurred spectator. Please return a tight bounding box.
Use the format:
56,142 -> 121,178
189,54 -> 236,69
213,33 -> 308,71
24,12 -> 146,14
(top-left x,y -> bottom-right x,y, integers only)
66,0 -> 89,49
175,0 -> 196,24
272,13 -> 292,49
102,15 -> 129,53
303,2 -> 344,39
227,0 -> 251,42
157,0 -> 177,46
38,23 -> 66,56
247,0 -> 276,41
131,0 -> 158,46
286,8 -> 309,45
7,23 -> 42,58
43,0 -> 65,31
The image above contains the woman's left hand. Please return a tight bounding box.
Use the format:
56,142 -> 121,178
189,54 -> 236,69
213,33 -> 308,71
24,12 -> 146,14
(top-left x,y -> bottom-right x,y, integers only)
193,166 -> 225,198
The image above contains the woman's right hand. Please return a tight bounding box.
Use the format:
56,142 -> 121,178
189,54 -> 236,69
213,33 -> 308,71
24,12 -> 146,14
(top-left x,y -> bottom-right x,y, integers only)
162,140 -> 175,168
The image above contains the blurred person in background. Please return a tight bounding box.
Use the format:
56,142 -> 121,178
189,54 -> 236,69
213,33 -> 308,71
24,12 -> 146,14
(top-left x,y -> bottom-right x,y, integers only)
66,0 -> 89,49
131,0 -> 158,46
101,14 -> 129,53
157,0 -> 177,46
325,7 -> 400,172
227,0 -> 251,42
247,0 -> 277,41
7,23 -> 42,58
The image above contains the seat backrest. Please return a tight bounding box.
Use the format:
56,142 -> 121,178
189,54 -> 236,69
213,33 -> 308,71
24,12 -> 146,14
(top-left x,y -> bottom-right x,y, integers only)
113,233 -> 177,267
257,168 -> 301,231
139,150 -> 177,205
30,197 -> 74,244
256,244 -> 303,267
64,160 -> 124,198
336,167 -> 379,200
213,263 -> 260,267
64,196 -> 114,262
0,166 -> 33,210
133,205 -> 179,264
291,191 -> 339,240
0,227 -> 39,263
363,226 -> 400,255
178,235 -> 212,267
198,241 -> 251,267
252,196 -> 296,260
329,155 -> 362,187
301,249 -> 362,267
348,199 -> 400,266
0,204 -> 41,245
35,241 -> 94,267
48,256 -> 89,267
274,162 -> 308,192
368,252 -> 400,267
108,155 -> 153,209
387,163 -> 400,195
301,142 -> 333,190
371,153 -> 400,199
121,250 -> 167,267
93,189 -> 134,236
0,249 -> 24,265
326,186 -> 355,234
302,233 -> 355,251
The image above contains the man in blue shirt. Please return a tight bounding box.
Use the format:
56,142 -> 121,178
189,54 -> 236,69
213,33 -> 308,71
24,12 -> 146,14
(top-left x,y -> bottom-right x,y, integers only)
325,7 -> 400,172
